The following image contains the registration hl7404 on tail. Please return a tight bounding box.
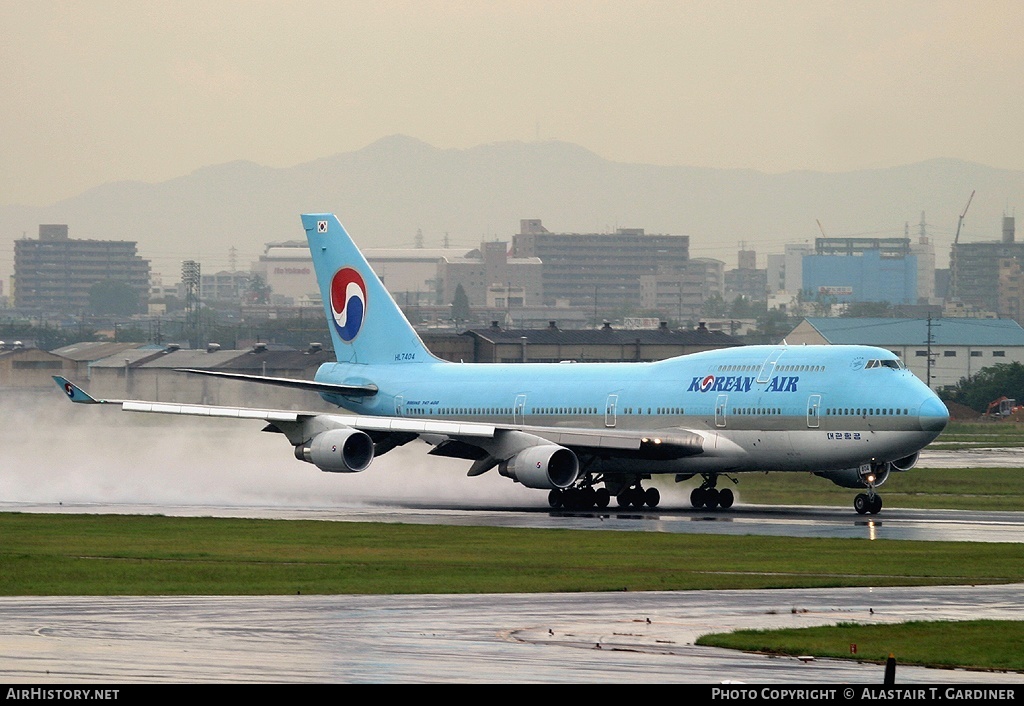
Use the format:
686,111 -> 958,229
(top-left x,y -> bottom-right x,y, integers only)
55,214 -> 949,514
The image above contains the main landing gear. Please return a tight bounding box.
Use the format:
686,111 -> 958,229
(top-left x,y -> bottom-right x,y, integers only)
854,492 -> 883,515
547,479 -> 661,510
616,484 -> 660,509
548,485 -> 610,510
689,475 -> 735,510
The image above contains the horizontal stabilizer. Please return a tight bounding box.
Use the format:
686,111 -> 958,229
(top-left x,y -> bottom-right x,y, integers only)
175,368 -> 378,397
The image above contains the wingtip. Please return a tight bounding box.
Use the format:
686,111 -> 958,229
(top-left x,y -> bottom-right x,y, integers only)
52,376 -> 100,404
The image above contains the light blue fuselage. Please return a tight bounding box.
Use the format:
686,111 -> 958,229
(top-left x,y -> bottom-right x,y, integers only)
299,212 -> 947,481
315,343 -> 947,475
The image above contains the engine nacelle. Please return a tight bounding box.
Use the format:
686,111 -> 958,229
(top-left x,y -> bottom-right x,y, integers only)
498,445 -> 580,490
297,428 -> 375,473
815,463 -> 891,489
890,452 -> 919,472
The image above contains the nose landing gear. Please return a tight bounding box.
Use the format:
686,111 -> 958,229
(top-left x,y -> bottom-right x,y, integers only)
854,492 -> 883,515
854,463 -> 885,515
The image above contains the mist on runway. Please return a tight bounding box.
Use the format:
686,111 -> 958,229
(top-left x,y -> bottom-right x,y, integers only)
1,390 -> 551,509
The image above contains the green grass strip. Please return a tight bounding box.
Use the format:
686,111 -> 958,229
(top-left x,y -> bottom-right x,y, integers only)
712,467 -> 1024,511
697,620 -> 1024,673
2,513 -> 1023,595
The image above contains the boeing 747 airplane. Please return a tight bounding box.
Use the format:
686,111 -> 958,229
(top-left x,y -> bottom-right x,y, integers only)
55,213 -> 949,514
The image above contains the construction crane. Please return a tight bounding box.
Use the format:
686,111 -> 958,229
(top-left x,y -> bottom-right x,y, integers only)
953,190 -> 976,246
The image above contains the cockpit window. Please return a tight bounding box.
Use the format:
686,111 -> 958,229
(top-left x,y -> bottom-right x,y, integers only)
866,359 -> 905,370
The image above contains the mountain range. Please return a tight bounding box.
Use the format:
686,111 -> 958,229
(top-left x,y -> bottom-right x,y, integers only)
3,135 -> 1023,282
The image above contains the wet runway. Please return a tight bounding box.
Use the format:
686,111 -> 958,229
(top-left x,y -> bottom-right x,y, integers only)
1,585 -> 1022,683
4,412 -> 1023,543
2,488 -> 1022,683
5,499 -> 1024,544
3,447 -> 1024,545
2,405 -> 1022,683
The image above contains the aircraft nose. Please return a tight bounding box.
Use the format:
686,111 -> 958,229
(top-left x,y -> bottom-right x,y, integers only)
918,396 -> 949,433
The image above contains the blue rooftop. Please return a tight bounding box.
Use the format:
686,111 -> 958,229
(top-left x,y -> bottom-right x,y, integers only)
800,317 -> 1024,346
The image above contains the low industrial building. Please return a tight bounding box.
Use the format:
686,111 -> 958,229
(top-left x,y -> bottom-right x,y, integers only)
464,321 -> 740,363
56,319 -> 740,405
0,346 -> 76,390
784,317 -> 1024,389
85,343 -> 337,410
51,341 -> 153,377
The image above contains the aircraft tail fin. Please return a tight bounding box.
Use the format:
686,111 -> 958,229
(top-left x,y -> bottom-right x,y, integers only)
301,214 -> 439,366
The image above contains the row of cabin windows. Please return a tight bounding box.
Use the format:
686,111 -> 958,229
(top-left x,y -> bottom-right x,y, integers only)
915,350 -> 1005,357
826,408 -> 909,416
623,407 -> 685,415
424,407 -> 699,416
412,406 -> 908,418
431,408 -> 515,416
717,364 -> 826,372
532,407 -> 599,415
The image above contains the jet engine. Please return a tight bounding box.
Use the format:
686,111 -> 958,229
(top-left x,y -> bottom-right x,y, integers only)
296,428 -> 375,473
498,445 -> 580,490
815,462 -> 891,489
890,452 -> 919,472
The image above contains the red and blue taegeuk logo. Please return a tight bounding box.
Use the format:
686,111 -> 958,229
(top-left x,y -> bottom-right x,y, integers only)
330,268 -> 367,342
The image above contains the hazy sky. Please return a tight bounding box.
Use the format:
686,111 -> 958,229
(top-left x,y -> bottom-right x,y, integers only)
3,0 -> 1023,207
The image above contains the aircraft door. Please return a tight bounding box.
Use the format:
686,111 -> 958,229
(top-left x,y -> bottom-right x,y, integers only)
757,349 -> 786,384
394,395 -> 404,417
807,394 -> 821,428
605,394 -> 618,428
715,394 -> 728,428
513,394 -> 527,425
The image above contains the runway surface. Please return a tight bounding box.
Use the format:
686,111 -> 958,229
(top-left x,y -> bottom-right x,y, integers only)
1,585 -> 1022,683
2,403 -> 1022,684
4,499 -> 1024,544
6,442 -> 1024,543
4,411 -> 1022,543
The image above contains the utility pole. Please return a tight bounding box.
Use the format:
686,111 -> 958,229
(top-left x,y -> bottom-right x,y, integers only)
182,260 -> 201,348
925,315 -> 939,389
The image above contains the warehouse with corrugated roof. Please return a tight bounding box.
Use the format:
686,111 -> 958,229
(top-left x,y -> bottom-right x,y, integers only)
784,317 -> 1024,389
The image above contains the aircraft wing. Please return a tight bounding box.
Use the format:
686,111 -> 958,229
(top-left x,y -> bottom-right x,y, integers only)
53,376 -> 706,475
56,375 -> 508,472
53,375 -> 496,439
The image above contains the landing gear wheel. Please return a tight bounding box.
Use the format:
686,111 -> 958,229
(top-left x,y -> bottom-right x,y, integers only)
868,494 -> 883,515
548,489 -> 563,509
718,487 -> 734,509
690,487 -> 706,508
565,487 -> 597,510
854,493 -> 870,515
594,487 -> 610,509
644,487 -> 661,508
704,488 -> 720,509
